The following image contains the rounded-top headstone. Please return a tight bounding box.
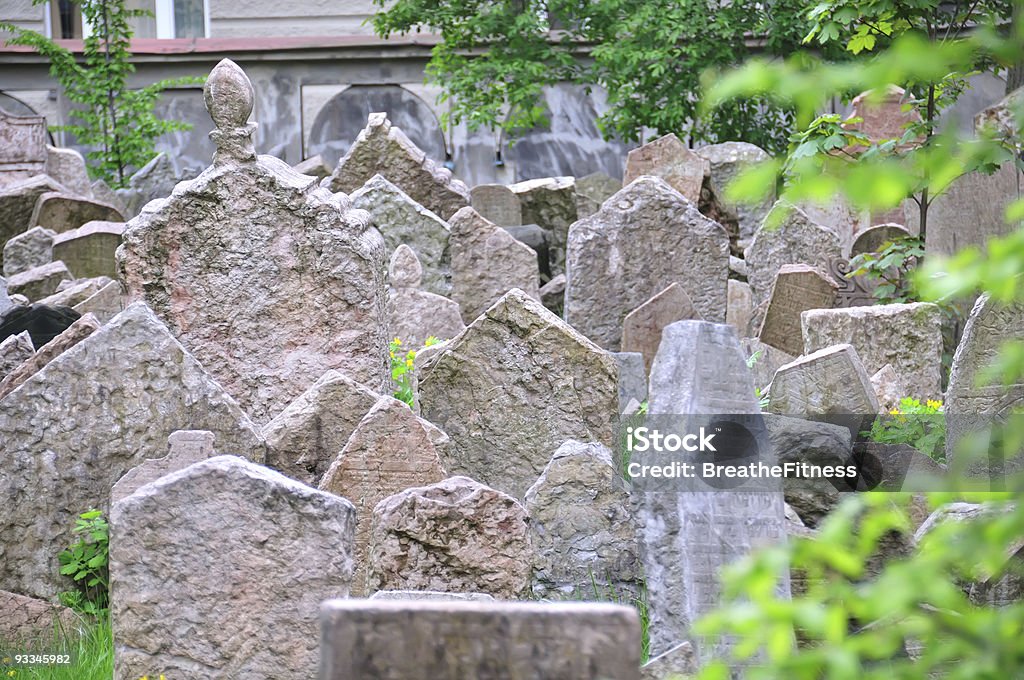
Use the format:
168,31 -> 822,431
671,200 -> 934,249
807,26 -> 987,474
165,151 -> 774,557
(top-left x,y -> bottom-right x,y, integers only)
389,244 -> 423,290
204,59 -> 254,130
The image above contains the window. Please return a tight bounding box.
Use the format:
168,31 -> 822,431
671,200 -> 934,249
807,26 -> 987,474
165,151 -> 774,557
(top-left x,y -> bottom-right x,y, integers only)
49,0 -> 82,39
154,0 -> 207,38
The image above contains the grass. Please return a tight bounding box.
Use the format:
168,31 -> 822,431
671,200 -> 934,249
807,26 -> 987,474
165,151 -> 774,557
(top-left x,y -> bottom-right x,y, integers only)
0,615 -> 113,680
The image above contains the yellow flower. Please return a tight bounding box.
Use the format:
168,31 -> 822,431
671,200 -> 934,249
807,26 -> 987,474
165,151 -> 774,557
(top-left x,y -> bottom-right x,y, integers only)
405,358 -> 414,368
926,399 -> 942,410
889,408 -> 901,415
392,337 -> 402,346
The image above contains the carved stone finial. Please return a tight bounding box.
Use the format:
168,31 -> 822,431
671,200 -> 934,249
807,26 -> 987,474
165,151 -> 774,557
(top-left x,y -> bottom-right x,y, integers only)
205,59 -> 257,164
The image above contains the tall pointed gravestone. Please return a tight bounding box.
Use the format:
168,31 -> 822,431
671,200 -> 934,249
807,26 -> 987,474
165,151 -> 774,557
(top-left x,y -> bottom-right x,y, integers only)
637,320 -> 789,663
118,60 -> 389,423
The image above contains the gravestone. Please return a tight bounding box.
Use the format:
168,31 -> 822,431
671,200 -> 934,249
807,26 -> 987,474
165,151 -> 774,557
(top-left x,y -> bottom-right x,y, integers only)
319,600 -> 641,680
118,59 -> 389,422
262,369 -> 382,487
871,364 -> 904,412
696,141 -> 773,242
387,245 -> 465,348
45,146 -> 92,197
0,176 -> 64,264
726,279 -> 754,338
72,279 -> 124,323
0,276 -> 11,316
845,85 -> 921,147
850,223 -> 912,258
575,172 -> 621,218
2,225 -> 55,277
38,276 -> 113,309
470,183 -> 522,226
448,206 -> 539,323
0,312 -> 100,401
114,152 -> 179,219
29,191 -> 125,232
640,320 -> 788,660
565,176 -> 729,350
740,337 -> 795,393
802,302 -> 943,401
293,154 -> 332,180
0,330 -> 32,377
0,109 -> 46,186
758,264 -> 838,356
504,223 -> 553,280
621,282 -> 701,374
52,220 -> 124,279
944,295 -> 1024,477
975,85 -> 1023,139
318,395 -> 447,596
0,590 -> 84,646
418,288 -> 618,500
328,112 -> 471,219
509,176 -> 578,276
640,642 -> 698,680
111,430 -> 217,504
369,591 -> 495,602
111,456 -> 356,680
623,133 -> 707,204
524,440 -> 640,598
744,203 -> 844,306
0,302 -> 266,600
369,476 -> 532,598
6,260 -> 71,301
612,351 -> 648,413
350,174 -> 452,296
767,344 -> 880,439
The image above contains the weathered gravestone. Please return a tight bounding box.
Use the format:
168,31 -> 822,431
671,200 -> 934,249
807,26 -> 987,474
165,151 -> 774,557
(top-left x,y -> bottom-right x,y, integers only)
944,295 -> 1024,478
262,369 -> 382,487
744,203 -> 844,306
470,183 -> 523,226
696,141 -> 774,242
0,108 -> 47,187
37,276 -> 113,309
975,85 -> 1023,140
524,440 -> 640,598
6,260 -> 71,301
29,191 -> 125,232
52,220 -> 123,279
111,430 -> 217,504
0,276 -> 11,316
0,330 -> 32,377
418,288 -> 618,500
621,282 -> 701,374
369,590 -> 496,602
0,311 -> 100,401
845,85 -> 921,147
639,320 -> 788,660
45,145 -> 92,198
727,279 -> 755,338
319,395 -> 447,596
871,364 -> 904,412
612,351 -> 648,413
293,153 -> 333,180
575,172 -> 621,218
758,264 -> 838,356
114,152 -> 180,219
565,176 -> 729,350
623,133 -> 707,204
387,244 -> 465,348
118,59 -> 389,422
0,176 -> 65,265
72,279 -> 124,324
328,112 -> 470,219
509,176 -> 578,276
369,476 -> 532,598
350,174 -> 452,296
767,344 -> 880,439
802,302 -> 943,401
448,206 -> 539,323
319,600 -> 641,680
2,225 -> 55,277
850,223 -> 912,258
0,302 -> 265,600
0,590 -> 84,646
740,337 -> 795,392
111,456 -> 355,680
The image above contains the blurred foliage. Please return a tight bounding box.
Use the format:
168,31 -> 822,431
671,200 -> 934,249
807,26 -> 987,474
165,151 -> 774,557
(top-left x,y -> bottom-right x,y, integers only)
849,236 -> 925,303
865,396 -> 947,463
372,0 -> 823,155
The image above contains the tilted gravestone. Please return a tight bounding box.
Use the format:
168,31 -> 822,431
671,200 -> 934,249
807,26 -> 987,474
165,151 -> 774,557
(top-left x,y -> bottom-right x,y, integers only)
111,430 -> 218,504
696,141 -> 774,242
849,223 -> 912,258
509,176 -> 578,276
0,311 -> 100,401
29,191 -> 124,232
72,279 -> 124,324
524,440 -> 641,599
350,174 -> 452,296
801,302 -> 943,401
448,206 -> 540,323
470,183 -> 523,226
623,133 -> 707,204
944,294 -> 1024,478
52,220 -> 124,279
111,456 -> 356,680
45,145 -> 92,198
387,244 -> 465,348
369,476 -> 533,598
319,600 -> 641,680
744,203 -> 844,306
6,260 -> 71,301
0,330 -> 33,378
2,225 -> 55,277
0,175 -> 65,267
319,395 -> 447,596
0,108 -> 47,187
565,176 -> 729,350
758,264 -> 838,356
767,343 -> 880,439
0,302 -> 266,600
418,288 -> 618,500
640,320 -> 788,661
621,281 -> 701,374
727,279 -> 755,338
575,172 -> 621,218
328,112 -> 470,220
118,59 -> 389,422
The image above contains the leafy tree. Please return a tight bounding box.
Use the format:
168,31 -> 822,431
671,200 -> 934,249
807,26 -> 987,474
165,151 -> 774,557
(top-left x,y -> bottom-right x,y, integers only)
371,0 -> 817,155
1,0 -> 201,187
